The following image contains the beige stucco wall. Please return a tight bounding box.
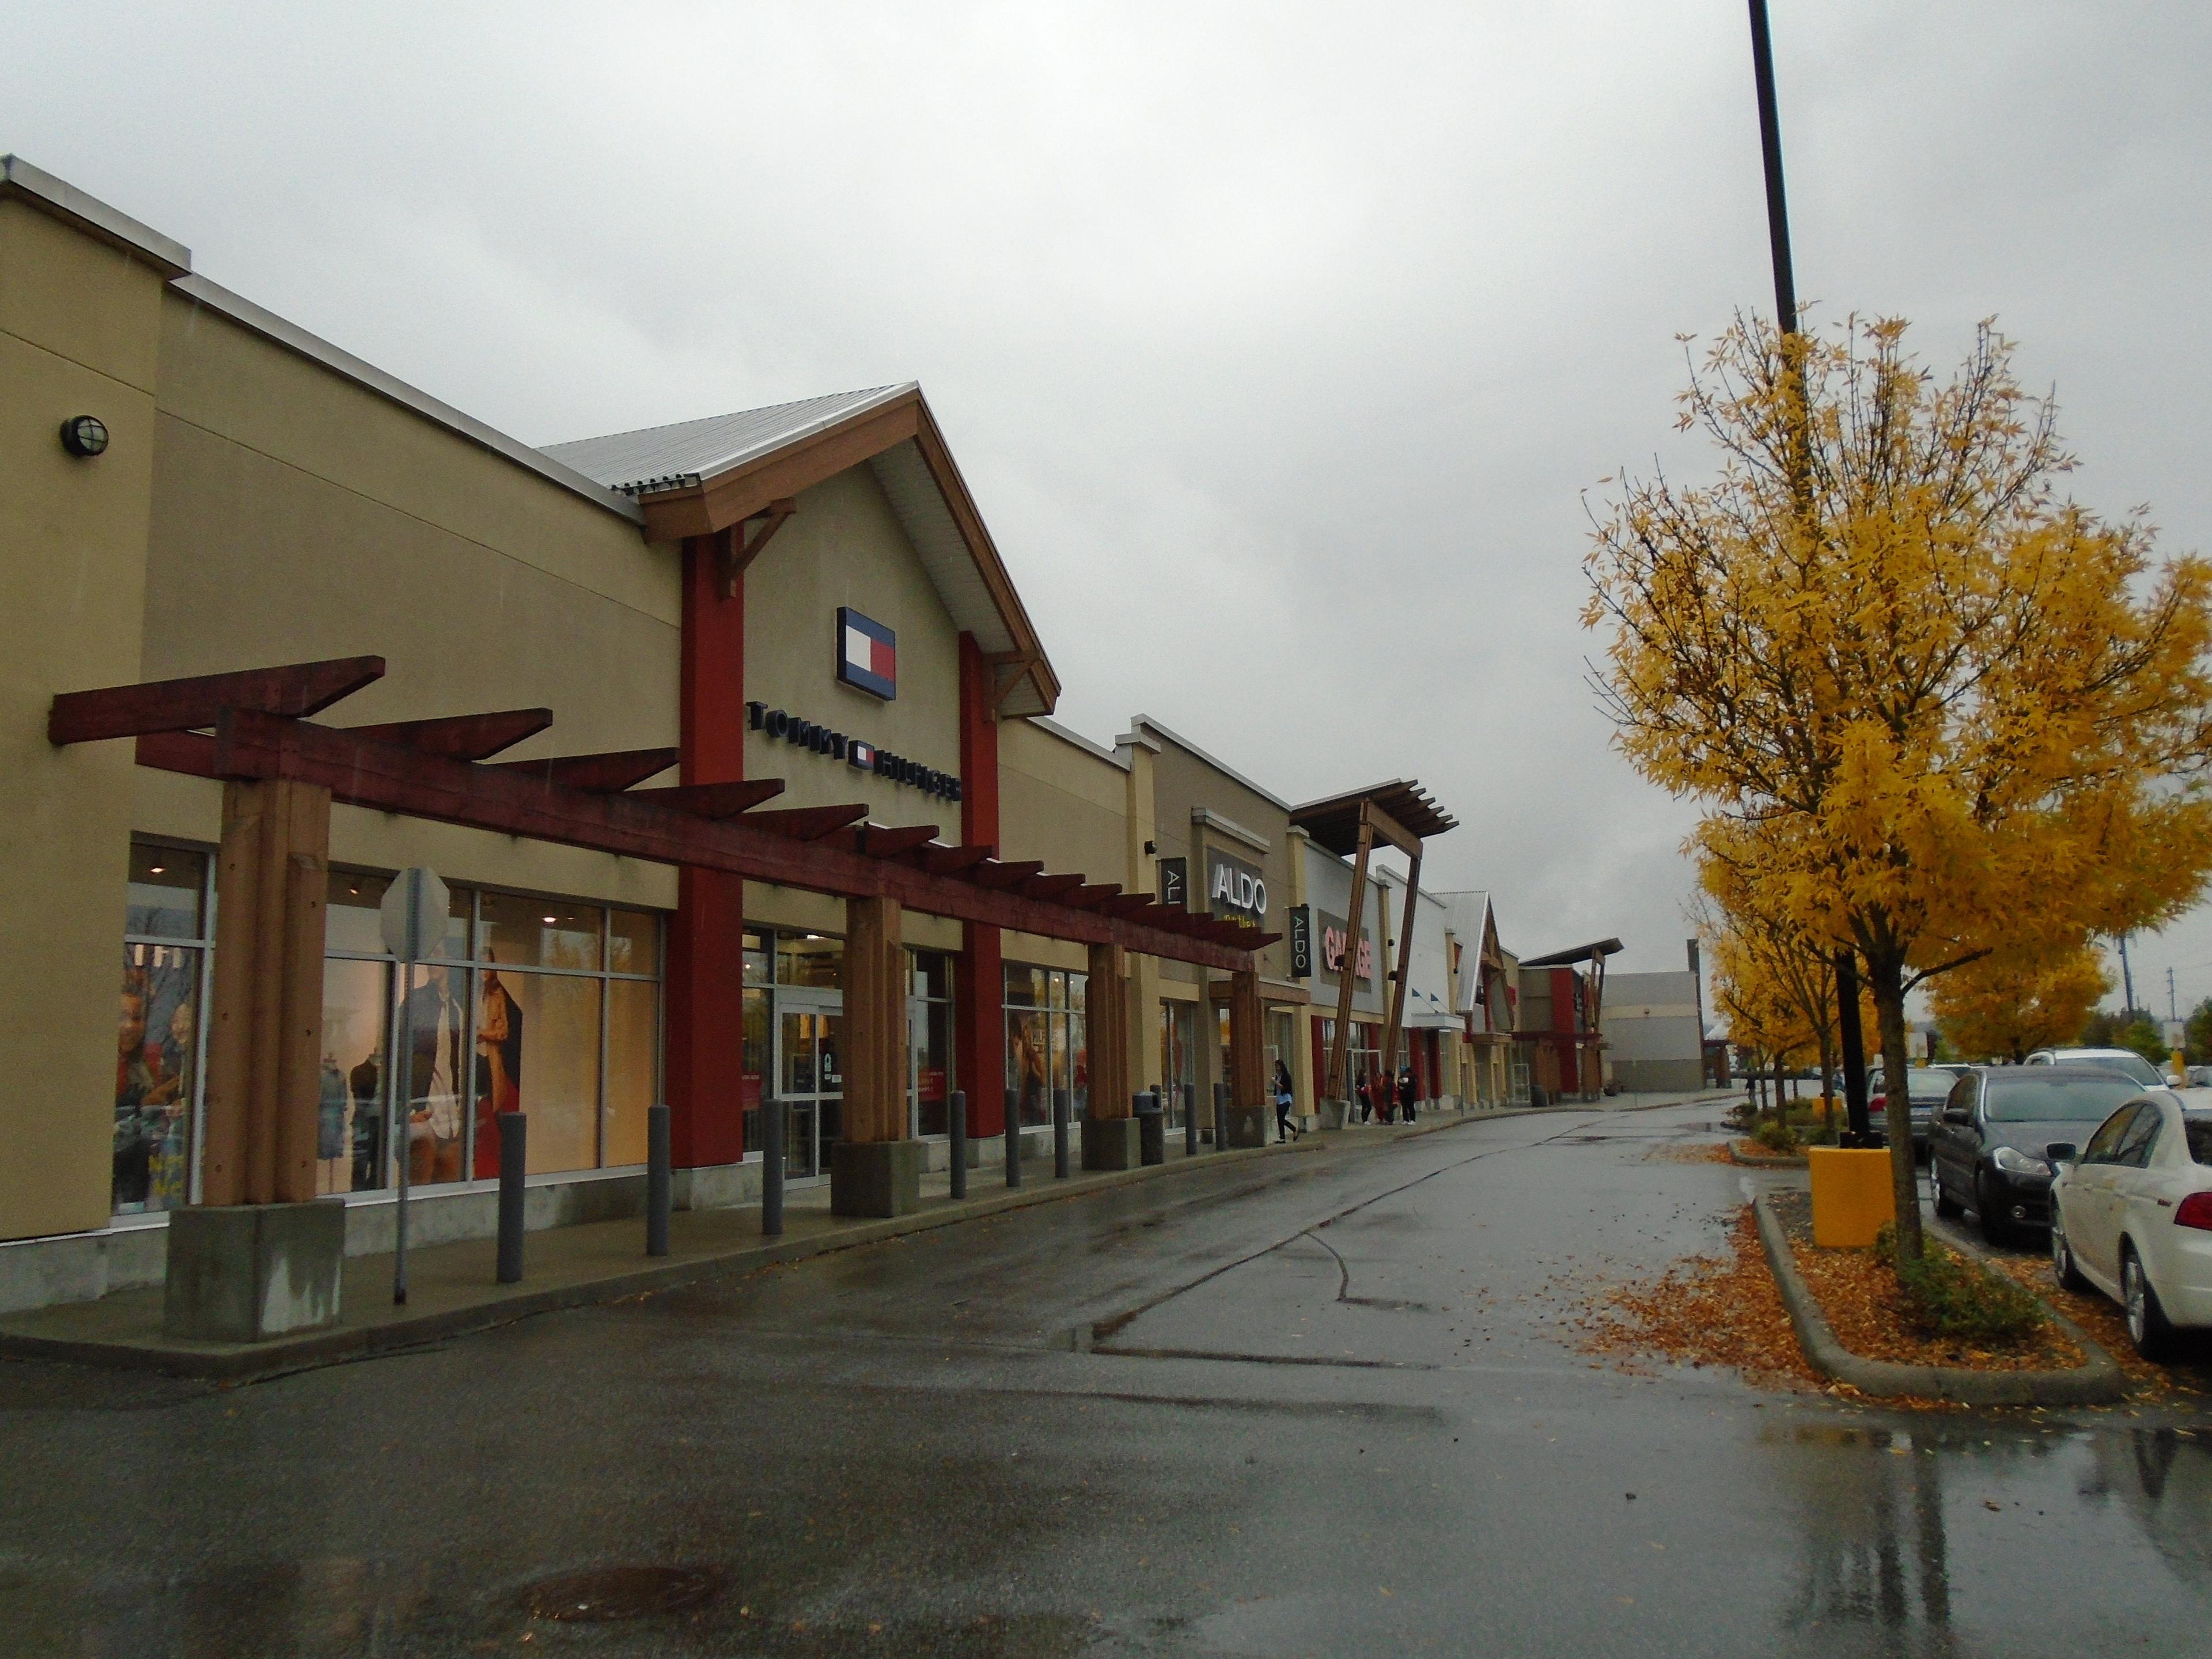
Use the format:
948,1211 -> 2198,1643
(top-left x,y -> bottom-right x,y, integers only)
1149,736 -> 1293,985
993,718 -> 1134,975
742,467 -> 961,830
0,200 -> 168,1239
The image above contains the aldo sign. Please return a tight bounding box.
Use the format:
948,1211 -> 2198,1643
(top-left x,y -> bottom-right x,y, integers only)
1205,847 -> 1268,928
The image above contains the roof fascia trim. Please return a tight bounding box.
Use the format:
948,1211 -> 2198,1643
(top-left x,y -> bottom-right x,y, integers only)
1,155 -> 191,276
1026,716 -> 1130,771
1126,714 -> 1293,812
1190,805 -> 1271,854
171,275 -> 645,525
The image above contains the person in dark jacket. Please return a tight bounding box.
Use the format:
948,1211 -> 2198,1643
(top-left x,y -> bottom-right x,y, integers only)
1273,1059 -> 1301,1143
1355,1071 -> 1373,1123
1397,1066 -> 1418,1123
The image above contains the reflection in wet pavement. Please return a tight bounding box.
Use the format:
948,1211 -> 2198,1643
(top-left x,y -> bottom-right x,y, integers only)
4,1104 -> 2209,1656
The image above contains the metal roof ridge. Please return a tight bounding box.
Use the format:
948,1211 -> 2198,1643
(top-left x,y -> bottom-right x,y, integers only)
554,383 -> 921,498
169,274 -> 645,524
1123,714 -> 1293,812
556,382 -> 912,451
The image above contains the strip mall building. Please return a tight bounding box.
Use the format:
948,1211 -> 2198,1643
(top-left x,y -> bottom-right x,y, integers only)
2,159 -> 1533,1319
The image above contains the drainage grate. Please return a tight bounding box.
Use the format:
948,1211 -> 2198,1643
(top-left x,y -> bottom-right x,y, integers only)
518,1565 -> 722,1623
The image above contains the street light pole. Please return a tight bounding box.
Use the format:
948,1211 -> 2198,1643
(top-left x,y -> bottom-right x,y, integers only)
1746,1 -> 1872,1142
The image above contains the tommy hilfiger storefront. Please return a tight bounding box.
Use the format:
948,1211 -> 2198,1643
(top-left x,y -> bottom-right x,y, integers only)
2,158 -> 1298,1333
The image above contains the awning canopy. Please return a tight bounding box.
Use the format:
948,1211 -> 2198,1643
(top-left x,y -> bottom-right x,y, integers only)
1521,938 -> 1624,968
1290,779 -> 1457,857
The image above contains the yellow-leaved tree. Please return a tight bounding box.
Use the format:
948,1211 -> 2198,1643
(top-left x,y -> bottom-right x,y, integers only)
1586,316 -> 2212,1258
1929,942 -> 2111,1065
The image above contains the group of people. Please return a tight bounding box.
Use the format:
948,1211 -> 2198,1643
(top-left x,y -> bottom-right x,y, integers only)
1268,1058 -> 1422,1143
1356,1065 -> 1419,1126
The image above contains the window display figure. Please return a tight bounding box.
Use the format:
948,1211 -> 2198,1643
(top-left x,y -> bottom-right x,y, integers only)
406,964 -> 470,1184
112,971 -> 156,1207
472,968 -> 523,1179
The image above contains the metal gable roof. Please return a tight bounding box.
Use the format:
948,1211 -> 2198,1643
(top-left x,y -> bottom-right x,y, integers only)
541,385 -> 914,497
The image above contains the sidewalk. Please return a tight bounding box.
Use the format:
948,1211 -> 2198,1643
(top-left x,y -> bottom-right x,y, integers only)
0,1116 -> 1455,1381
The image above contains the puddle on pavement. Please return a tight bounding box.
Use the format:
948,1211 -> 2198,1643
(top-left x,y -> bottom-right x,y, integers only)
517,1563 -> 722,1622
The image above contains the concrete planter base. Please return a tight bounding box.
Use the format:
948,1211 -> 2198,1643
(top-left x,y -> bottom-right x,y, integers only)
1317,1099 -> 1349,1131
163,1199 -> 346,1343
831,1141 -> 926,1218
1224,1104 -> 1268,1149
1081,1118 -> 1144,1172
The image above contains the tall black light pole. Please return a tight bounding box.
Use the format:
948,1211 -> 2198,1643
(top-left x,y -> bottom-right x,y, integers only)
1746,0 -> 1873,1142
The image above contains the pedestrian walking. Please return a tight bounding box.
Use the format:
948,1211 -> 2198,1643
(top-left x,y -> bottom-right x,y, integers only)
1397,1065 -> 1417,1124
1273,1059 -> 1301,1142
1355,1071 -> 1373,1122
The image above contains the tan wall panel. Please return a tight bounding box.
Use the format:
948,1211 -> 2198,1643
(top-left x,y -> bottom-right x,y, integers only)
742,468 -> 960,829
0,209 -> 167,1238
156,293 -> 668,620
142,414 -> 677,755
998,719 -> 1127,888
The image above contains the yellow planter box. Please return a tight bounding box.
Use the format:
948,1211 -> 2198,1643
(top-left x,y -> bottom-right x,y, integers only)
1806,1146 -> 1896,1248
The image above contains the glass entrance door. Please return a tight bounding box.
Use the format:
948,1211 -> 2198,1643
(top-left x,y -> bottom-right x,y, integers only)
776,994 -> 843,1180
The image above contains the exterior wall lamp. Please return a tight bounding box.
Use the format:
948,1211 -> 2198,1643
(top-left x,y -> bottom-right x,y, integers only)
59,415 -> 109,457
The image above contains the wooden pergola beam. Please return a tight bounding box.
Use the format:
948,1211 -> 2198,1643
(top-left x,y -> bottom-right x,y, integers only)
972,859 -> 1044,890
344,707 -> 552,761
1019,872 -> 1088,902
743,802 -> 869,841
491,747 -> 679,792
628,779 -> 787,818
851,823 -> 940,859
914,841 -> 993,875
49,655 -> 384,744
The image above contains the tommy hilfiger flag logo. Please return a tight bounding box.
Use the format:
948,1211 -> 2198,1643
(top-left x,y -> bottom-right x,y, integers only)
836,607 -> 897,700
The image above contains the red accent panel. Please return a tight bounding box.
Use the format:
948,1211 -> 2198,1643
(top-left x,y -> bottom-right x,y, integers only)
669,533 -> 748,1167
956,632 -> 1005,1135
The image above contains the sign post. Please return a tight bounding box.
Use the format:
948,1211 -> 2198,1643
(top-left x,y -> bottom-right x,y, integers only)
379,867 -> 449,1305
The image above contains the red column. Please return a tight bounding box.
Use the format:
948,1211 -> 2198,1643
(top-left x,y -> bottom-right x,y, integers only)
665,533 -> 749,1168
953,633 -> 1005,1137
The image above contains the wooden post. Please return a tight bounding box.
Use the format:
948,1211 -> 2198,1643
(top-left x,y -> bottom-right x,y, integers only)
202,777 -> 331,1206
1325,817 -> 1374,1105
1086,942 -> 1129,1118
843,893 -> 908,1143
1378,850 -> 1422,1088
1229,968 -> 1264,1115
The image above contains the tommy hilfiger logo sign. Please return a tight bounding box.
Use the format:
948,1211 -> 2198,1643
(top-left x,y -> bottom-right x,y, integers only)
837,608 -> 897,700
745,701 -> 961,801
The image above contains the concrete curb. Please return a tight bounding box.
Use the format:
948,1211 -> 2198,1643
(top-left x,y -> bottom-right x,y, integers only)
1751,1193 -> 2124,1406
1730,1142 -> 1809,1169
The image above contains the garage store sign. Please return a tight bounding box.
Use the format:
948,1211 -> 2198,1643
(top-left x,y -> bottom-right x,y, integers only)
745,700 -> 961,802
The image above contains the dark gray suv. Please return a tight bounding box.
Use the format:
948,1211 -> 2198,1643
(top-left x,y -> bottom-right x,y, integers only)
1930,1068 -> 2149,1244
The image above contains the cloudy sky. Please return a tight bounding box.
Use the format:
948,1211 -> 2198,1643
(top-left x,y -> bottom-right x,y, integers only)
7,2 -> 2209,1006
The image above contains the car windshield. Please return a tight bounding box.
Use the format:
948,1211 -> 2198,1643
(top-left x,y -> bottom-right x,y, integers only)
2187,1115 -> 2212,1166
1984,1073 -> 2144,1123
2054,1054 -> 2162,1088
1905,1074 -> 1953,1103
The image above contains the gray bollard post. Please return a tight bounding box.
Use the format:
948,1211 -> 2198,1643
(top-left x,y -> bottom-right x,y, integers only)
949,1089 -> 968,1201
1183,1082 -> 1198,1157
760,1093 -> 785,1237
1213,1082 -> 1229,1152
496,1112 -> 527,1284
1052,1086 -> 1071,1179
646,1103 -> 671,1257
1005,1090 -> 1022,1189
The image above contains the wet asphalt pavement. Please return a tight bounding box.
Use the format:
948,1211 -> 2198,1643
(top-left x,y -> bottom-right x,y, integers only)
3,1103 -> 2209,1657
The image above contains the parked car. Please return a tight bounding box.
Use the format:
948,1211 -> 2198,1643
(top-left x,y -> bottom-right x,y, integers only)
2025,1047 -> 2168,1088
1930,1068 -> 2148,1243
2048,1097 -> 2212,1359
1871,1068 -> 1965,1161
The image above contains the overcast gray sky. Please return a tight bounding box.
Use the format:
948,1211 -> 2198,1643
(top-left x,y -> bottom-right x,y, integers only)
7,2 -> 2209,1006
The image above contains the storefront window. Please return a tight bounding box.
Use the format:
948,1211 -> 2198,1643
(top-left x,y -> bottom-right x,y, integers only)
116,842 -> 211,1215
776,932 -> 842,988
1160,1001 -> 1195,1129
910,949 -> 954,1137
1003,965 -> 1085,1128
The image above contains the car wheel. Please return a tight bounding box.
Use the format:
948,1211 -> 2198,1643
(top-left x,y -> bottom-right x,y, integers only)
2050,1207 -> 2089,1292
2122,1245 -> 2177,1362
1932,1169 -> 1961,1219
1976,1174 -> 2012,1246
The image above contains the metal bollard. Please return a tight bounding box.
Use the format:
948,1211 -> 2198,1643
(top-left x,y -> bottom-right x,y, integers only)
1052,1086 -> 1071,1179
1213,1082 -> 1229,1152
1005,1090 -> 1022,1189
496,1112 -> 527,1284
645,1102 -> 671,1257
1183,1082 -> 1198,1157
949,1089 -> 968,1202
760,1093 -> 785,1237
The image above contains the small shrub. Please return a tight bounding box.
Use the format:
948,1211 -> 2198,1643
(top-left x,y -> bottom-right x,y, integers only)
1752,1116 -> 1800,1154
1873,1224 -> 2045,1347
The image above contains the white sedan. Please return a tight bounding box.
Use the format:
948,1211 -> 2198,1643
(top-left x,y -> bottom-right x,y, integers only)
2048,1093 -> 2212,1359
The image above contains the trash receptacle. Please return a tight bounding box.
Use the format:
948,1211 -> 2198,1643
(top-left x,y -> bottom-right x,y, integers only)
1135,1089 -> 1165,1165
